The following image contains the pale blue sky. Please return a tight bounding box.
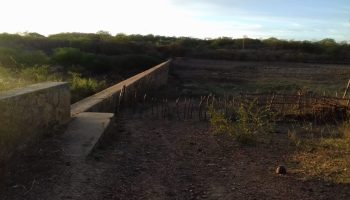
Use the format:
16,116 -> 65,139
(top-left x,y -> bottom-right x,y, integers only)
0,0 -> 349,41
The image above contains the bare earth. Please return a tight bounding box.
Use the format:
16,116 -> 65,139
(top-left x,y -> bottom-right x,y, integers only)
1,115 -> 349,200
1,59 -> 350,199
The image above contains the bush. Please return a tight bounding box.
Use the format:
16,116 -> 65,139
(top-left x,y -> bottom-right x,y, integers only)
0,65 -> 107,103
0,66 -> 61,91
209,99 -> 275,144
51,47 -> 87,66
208,106 -> 232,135
0,47 -> 49,68
19,65 -> 61,82
0,67 -> 21,90
69,72 -> 106,103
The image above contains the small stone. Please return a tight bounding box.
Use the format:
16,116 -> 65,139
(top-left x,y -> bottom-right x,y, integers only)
275,165 -> 287,175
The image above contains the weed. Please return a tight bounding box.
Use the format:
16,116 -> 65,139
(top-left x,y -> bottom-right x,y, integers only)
288,129 -> 302,146
69,72 -> 106,103
209,98 -> 276,145
290,120 -> 350,184
339,121 -> 350,141
208,106 -> 233,135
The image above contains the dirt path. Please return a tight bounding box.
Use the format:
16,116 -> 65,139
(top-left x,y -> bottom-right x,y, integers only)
1,116 -> 350,199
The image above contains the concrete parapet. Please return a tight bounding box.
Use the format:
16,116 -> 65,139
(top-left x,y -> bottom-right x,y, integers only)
71,59 -> 171,115
0,82 -> 70,163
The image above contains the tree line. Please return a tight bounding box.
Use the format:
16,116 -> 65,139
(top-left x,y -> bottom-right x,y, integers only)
0,32 -> 349,76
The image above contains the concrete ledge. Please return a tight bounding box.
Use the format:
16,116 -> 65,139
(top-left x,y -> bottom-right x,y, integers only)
62,112 -> 114,159
71,59 -> 171,115
0,82 -> 68,100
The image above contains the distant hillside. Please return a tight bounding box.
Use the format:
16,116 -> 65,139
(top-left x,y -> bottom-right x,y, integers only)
0,32 -> 349,76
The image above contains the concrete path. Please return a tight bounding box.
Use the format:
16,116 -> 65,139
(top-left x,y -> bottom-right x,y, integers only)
62,112 -> 114,161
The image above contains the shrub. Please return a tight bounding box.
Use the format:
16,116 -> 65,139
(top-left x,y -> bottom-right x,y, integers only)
19,65 -> 61,82
0,48 -> 49,68
208,106 -> 233,135
51,47 -> 85,66
209,99 -> 275,144
339,121 -> 350,141
288,129 -> 302,146
0,67 -> 21,90
0,66 -> 61,91
69,72 -> 106,103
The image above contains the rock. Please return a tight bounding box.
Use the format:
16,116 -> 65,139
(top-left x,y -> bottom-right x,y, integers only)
275,165 -> 287,175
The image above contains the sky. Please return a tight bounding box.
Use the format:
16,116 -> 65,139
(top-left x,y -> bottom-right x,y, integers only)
0,0 -> 349,41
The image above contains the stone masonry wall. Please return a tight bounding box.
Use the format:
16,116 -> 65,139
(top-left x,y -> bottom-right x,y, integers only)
0,82 -> 70,163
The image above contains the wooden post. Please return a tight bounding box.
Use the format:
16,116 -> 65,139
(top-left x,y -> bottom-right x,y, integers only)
343,79 -> 350,98
151,97 -> 154,116
268,92 -> 276,111
204,95 -> 209,120
165,98 -> 169,119
156,98 -> 159,118
189,98 -> 193,119
133,90 -> 137,114
184,98 -> 187,120
115,95 -> 120,115
281,94 -> 285,116
162,98 -> 166,119
224,97 -> 228,118
199,96 -> 203,120
211,95 -> 215,107
297,91 -> 302,114
142,93 -> 147,118
176,97 -> 180,120
116,85 -> 126,114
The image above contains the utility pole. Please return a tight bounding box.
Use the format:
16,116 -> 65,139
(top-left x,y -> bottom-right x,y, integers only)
242,35 -> 247,50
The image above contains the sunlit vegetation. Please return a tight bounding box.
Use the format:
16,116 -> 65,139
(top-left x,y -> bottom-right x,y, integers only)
288,122 -> 350,183
207,94 -> 350,183
0,66 -> 105,103
209,99 -> 275,145
69,72 -> 106,102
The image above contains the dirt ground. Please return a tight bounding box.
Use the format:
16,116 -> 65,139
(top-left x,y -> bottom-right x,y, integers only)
1,58 -> 350,199
1,115 -> 349,200
171,58 -> 350,96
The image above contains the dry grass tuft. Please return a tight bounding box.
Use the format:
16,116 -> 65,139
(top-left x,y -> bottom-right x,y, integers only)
290,121 -> 350,184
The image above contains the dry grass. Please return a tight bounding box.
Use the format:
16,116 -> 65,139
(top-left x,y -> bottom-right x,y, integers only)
172,58 -> 350,184
172,58 -> 350,96
290,122 -> 350,184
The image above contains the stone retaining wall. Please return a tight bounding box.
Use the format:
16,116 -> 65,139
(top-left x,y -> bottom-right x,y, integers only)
71,59 -> 171,115
0,82 -> 70,162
